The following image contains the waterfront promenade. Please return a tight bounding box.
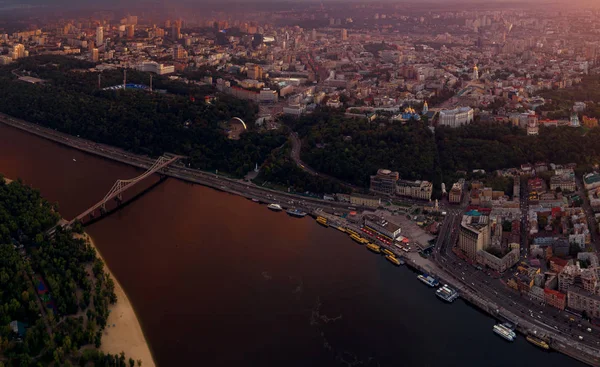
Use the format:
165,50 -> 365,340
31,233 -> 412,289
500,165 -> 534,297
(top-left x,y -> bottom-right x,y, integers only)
317,204 -> 600,366
0,113 -> 362,217
2,112 -> 599,366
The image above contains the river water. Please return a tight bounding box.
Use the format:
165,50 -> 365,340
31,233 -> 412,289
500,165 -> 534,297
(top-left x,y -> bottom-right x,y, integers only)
0,123 -> 584,367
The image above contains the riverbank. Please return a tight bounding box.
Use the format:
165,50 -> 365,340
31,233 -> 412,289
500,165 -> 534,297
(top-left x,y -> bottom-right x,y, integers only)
316,212 -> 600,367
83,233 -> 156,367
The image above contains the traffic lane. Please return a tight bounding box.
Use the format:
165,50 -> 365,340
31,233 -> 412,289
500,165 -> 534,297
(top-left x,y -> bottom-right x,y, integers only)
437,247 -> 599,345
450,261 -> 600,347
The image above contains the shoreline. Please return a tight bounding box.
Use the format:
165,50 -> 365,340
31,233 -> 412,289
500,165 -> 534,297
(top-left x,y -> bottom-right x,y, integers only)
3,173 -> 156,366
83,233 -> 156,367
0,113 -> 596,365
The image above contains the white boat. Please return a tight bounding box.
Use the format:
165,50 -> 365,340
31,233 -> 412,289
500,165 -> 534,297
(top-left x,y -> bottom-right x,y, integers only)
493,324 -> 515,342
72,158 -> 77,162
436,285 -> 459,303
267,203 -> 283,211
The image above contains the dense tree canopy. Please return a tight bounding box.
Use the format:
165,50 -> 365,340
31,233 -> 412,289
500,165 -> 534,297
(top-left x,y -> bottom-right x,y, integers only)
256,142 -> 352,195
436,123 -> 600,180
4,56 -> 600,197
285,110 -> 438,187
0,178 -> 124,366
0,56 -> 286,177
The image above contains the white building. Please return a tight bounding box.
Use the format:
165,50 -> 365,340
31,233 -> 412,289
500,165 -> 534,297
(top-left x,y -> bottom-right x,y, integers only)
438,107 -> 474,128
136,61 -> 175,75
363,214 -> 402,240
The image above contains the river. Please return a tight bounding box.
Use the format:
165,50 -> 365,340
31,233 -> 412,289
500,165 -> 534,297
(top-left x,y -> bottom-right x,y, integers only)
0,123 -> 585,367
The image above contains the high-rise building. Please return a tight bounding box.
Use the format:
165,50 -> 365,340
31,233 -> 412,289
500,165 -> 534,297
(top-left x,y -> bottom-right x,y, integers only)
127,15 -> 138,25
91,48 -> 99,62
126,24 -> 135,38
458,211 -> 490,260
369,169 -> 399,195
11,44 -> 25,60
96,26 -> 104,46
173,45 -> 187,60
171,20 -> 182,40
341,28 -> 348,41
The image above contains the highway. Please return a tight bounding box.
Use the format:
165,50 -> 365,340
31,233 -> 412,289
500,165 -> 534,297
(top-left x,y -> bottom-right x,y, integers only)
431,196 -> 600,364
0,113 -> 369,219
4,112 -> 600,365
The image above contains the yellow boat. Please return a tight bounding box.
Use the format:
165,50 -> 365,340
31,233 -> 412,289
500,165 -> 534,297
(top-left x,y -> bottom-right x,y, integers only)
526,335 -> 550,350
386,254 -> 401,266
336,226 -> 347,233
350,233 -> 365,244
366,243 -> 381,253
316,217 -> 329,227
382,248 -> 394,257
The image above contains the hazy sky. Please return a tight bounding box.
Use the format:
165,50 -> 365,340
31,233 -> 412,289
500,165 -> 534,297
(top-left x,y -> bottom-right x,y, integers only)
0,0 -> 595,13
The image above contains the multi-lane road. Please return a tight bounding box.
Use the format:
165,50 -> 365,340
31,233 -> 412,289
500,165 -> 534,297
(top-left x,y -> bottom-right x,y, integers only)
4,111 -> 600,364
0,113 -> 371,219
432,193 -> 600,363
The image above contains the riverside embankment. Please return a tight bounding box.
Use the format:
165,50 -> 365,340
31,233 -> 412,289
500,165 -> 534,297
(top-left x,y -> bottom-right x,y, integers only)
0,117 -> 587,367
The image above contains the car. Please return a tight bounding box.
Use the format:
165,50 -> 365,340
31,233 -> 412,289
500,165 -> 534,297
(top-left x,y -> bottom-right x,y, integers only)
579,336 -> 584,340
588,328 -> 592,332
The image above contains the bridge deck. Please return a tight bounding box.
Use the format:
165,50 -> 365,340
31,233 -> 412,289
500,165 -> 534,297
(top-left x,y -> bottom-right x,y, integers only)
69,156 -> 179,224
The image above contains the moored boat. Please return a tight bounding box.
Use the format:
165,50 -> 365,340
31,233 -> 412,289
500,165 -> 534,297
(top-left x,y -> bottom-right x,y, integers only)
436,284 -> 459,303
286,208 -> 307,218
366,243 -> 381,253
316,216 -> 329,227
385,254 -> 401,265
382,248 -> 394,257
350,233 -> 365,244
267,203 -> 283,211
417,274 -> 439,287
493,324 -> 515,342
526,335 -> 550,350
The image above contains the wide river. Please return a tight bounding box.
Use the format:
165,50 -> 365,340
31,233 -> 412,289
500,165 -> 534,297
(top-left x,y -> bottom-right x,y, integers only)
0,123 -> 585,367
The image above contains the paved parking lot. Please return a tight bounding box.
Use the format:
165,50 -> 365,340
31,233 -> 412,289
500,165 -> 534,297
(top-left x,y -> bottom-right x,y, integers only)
374,209 -> 435,246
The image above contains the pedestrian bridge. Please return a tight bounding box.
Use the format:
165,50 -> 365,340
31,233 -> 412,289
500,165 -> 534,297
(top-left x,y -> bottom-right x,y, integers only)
68,155 -> 181,226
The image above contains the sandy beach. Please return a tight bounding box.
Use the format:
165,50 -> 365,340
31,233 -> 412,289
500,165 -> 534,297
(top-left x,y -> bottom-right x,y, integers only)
83,233 -> 156,367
